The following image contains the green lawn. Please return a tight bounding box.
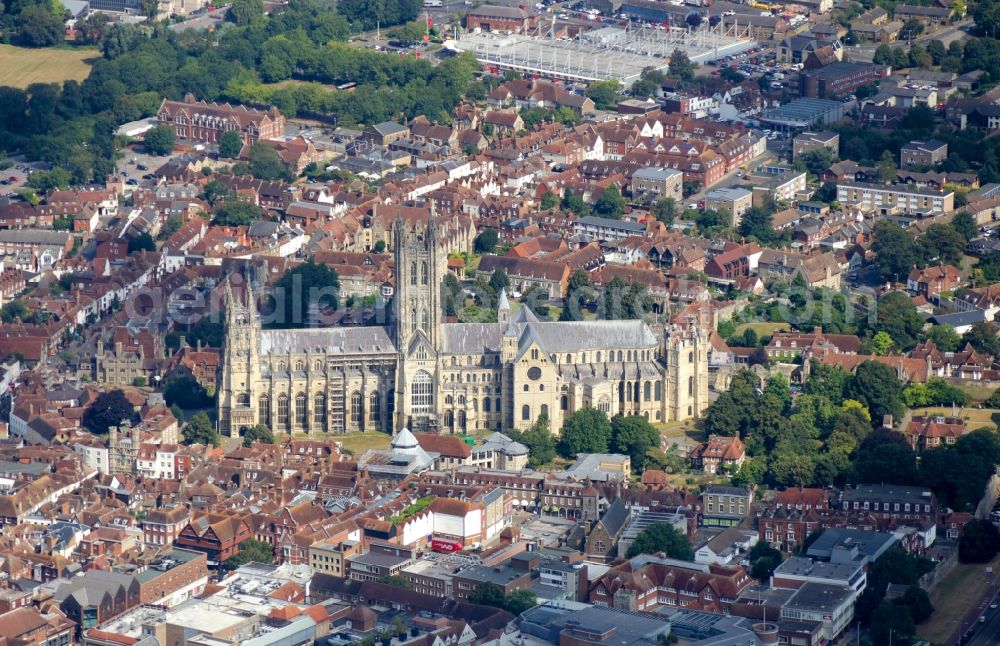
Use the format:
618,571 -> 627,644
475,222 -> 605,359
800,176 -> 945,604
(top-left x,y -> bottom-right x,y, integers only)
733,321 -> 790,337
0,44 -> 96,88
333,431 -> 391,454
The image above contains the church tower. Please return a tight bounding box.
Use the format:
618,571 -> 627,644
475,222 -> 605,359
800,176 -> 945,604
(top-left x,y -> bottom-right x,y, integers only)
393,206 -> 443,432
218,275 -> 261,437
662,319 -> 710,422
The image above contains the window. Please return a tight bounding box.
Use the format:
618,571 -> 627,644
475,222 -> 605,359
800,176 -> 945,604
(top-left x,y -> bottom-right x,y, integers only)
484,398 -> 491,413
370,392 -> 380,422
458,410 -> 466,429
412,371 -> 433,413
421,261 -> 428,285
237,393 -> 250,407
522,404 -> 531,421
655,380 -> 663,401
351,392 -> 362,424
314,393 -> 326,426
527,366 -> 541,380
410,262 -> 417,285
561,395 -> 568,410
277,395 -> 289,427
540,404 -> 549,418
644,381 -> 651,401
689,375 -> 694,396
295,392 -> 307,427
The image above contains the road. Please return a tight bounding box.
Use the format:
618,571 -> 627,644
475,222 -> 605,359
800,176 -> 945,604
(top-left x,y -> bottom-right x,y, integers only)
957,579 -> 1000,646
847,17 -> 972,62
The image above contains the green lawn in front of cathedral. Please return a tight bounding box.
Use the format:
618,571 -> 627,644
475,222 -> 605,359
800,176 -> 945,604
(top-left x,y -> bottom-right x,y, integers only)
327,431 -> 391,455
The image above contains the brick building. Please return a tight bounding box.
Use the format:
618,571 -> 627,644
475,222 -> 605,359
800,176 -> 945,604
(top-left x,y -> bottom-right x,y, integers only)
157,95 -> 285,146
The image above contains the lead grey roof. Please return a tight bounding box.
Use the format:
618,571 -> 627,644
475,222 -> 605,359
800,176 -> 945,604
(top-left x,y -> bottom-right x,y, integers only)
260,326 -> 396,355
442,319 -> 657,355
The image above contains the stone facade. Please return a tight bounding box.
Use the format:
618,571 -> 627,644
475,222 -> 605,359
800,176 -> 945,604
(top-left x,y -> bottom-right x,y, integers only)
218,211 -> 710,437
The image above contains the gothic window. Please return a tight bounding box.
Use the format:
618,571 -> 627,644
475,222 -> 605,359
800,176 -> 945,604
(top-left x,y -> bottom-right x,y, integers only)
412,371 -> 433,413
410,308 -> 417,334
597,352 -> 602,362
531,348 -> 539,360
259,396 -> 270,423
351,392 -> 363,424
370,393 -> 380,422
421,261 -> 428,285
634,382 -> 640,402
445,395 -> 453,405
655,380 -> 663,401
277,395 -> 289,427
689,351 -> 694,363
472,399 -> 478,412
314,360 -> 323,371
644,381 -> 652,402
410,262 -> 417,285
295,392 -> 307,426
444,410 -> 454,427
278,361 -> 286,372
541,404 -> 549,418
484,398 -> 491,413
237,393 -> 250,407
458,410 -> 466,429
522,404 -> 531,421
561,395 -> 568,411
538,384 -> 545,392
314,393 -> 326,426
494,397 -> 500,412
295,361 -> 304,371
458,394 -> 466,405
617,351 -> 623,361
689,376 -> 694,396
421,309 -> 429,332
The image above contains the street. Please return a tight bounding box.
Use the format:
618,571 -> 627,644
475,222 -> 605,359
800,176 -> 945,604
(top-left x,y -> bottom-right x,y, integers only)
957,579 -> 1000,646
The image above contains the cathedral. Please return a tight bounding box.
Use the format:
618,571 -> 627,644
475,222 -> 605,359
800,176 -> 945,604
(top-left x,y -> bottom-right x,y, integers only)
217,211 -> 710,437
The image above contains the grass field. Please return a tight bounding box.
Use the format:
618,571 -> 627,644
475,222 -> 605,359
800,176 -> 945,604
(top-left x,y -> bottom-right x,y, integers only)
913,407 -> 1000,429
733,321 -> 790,337
0,44 -> 97,88
333,431 -> 391,454
920,554 -> 1000,644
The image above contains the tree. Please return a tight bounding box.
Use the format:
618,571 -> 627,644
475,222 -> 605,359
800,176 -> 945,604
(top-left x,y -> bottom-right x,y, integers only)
625,522 -> 694,560
953,211 -> 977,241
738,206 -> 775,242
797,147 -> 836,177
164,374 -> 213,409
870,291 -> 924,351
509,414 -> 556,467
877,150 -> 897,184
489,269 -> 510,295
128,232 -> 156,253
898,585 -> 933,623
960,519 -> 1000,563
558,407 -> 612,457
869,331 -> 893,356
872,221 -> 918,283
139,0 -> 159,20
270,262 -> 340,328
747,542 -> 783,581
653,197 -> 677,224
540,190 -> 558,211
925,324 -> 961,352
504,589 -> 537,616
474,229 -> 498,253
668,49 -> 696,82
182,412 -> 221,447
219,130 -> 244,158
585,79 -> 621,110
851,429 -> 918,485
468,583 -> 506,609
228,0 -> 264,25
224,538 -> 273,569
17,6 -> 65,48
611,414 -> 660,472
246,141 -> 291,181
845,362 -> 904,427
593,185 -> 625,219
143,125 -> 176,156
83,390 -> 139,434
243,424 -> 275,447
871,602 -> 915,646
962,321 -> 1000,357
919,223 -> 966,266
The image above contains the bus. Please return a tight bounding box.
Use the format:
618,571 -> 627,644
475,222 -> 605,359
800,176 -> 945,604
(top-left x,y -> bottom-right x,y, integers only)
423,0 -> 443,7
